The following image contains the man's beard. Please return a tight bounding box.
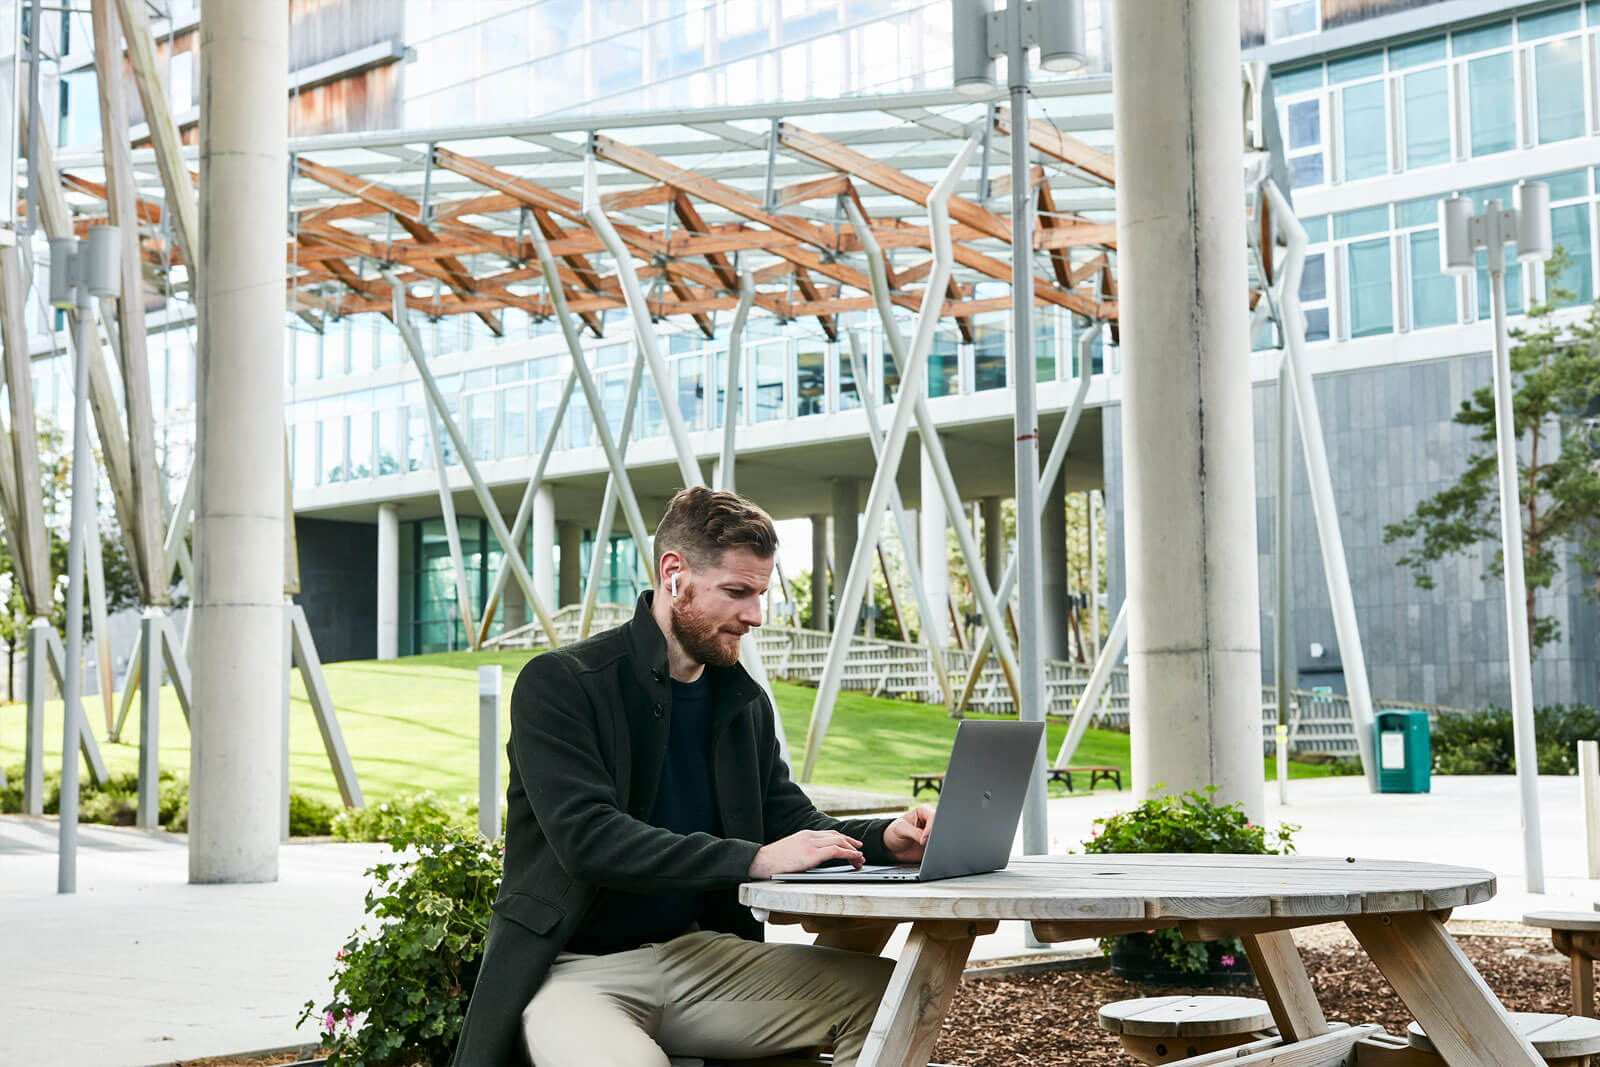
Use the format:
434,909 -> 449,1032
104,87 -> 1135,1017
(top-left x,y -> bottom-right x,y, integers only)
670,585 -> 742,668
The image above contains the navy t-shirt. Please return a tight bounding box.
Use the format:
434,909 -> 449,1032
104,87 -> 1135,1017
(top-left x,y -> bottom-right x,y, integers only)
565,673 -> 720,955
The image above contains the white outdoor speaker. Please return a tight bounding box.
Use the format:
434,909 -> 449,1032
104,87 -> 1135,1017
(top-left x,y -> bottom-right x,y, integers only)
1039,0 -> 1087,72
47,237 -> 77,309
1439,196 -> 1476,275
1516,181 -> 1553,263
84,225 -> 122,299
952,0 -> 995,96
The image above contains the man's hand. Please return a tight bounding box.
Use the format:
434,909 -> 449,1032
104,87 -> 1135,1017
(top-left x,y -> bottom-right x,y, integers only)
749,829 -> 864,880
882,804 -> 935,863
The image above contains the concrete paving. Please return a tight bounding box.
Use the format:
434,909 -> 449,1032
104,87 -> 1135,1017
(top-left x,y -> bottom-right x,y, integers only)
4,775 -> 1597,1065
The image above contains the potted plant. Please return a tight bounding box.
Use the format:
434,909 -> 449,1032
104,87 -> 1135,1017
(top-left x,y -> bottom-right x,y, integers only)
1081,786 -> 1297,986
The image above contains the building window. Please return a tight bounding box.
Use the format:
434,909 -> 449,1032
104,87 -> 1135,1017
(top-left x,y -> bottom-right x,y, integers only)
927,332 -> 959,398
753,341 -> 786,421
1466,51 -> 1517,156
972,319 -> 1006,391
1401,66 -> 1451,169
1340,79 -> 1389,181
1299,249 -> 1331,342
1285,97 -> 1325,188
1533,36 -> 1585,143
1547,169 -> 1594,304
1270,0 -> 1317,40
796,344 -> 827,415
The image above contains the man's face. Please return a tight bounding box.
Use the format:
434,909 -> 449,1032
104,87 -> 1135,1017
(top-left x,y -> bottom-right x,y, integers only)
669,547 -> 773,668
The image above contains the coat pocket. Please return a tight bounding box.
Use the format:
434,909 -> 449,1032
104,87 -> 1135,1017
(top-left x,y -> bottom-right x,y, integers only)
494,891 -> 566,936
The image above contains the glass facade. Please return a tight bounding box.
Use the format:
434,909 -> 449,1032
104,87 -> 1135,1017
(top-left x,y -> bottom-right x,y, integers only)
1275,7 -> 1600,191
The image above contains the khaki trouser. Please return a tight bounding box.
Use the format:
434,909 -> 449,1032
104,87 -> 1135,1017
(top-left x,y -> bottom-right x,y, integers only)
522,929 -> 895,1066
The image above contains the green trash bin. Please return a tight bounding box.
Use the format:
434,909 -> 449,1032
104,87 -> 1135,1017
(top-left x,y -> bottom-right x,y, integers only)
1375,710 -> 1431,793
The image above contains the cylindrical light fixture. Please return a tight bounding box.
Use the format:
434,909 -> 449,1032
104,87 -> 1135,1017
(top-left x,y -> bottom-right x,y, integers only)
1439,196 -> 1476,275
1039,0 -> 1087,72
85,225 -> 122,299
48,237 -> 78,309
1516,181 -> 1553,263
952,0 -> 995,96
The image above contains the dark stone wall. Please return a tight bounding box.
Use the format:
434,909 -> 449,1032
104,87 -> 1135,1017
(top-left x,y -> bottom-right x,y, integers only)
1103,354 -> 1600,711
294,517 -> 377,663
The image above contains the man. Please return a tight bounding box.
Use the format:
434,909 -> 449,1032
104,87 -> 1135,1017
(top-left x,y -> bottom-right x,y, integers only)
453,486 -> 935,1066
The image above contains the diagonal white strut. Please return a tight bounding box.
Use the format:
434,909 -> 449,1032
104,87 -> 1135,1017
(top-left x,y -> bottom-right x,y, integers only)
716,269 -> 755,493
954,321 -> 1104,714
840,193 -> 1022,711
799,138 -> 979,782
844,327 -> 953,708
579,348 -> 649,639
477,367 -> 578,646
1261,180 -> 1379,791
529,223 -> 656,558
386,273 -> 561,648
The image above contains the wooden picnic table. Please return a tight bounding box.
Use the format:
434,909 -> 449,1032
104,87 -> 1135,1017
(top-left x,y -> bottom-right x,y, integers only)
740,853 -> 1542,1067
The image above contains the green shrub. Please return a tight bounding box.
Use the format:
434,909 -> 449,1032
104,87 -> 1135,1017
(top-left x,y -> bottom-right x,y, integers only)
1431,704 -> 1600,775
289,791 -> 340,837
301,817 -> 502,1066
1082,787 -> 1297,974
331,790 -> 476,843
0,762 -> 334,836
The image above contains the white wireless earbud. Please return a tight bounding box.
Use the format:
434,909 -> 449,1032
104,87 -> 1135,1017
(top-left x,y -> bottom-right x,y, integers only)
670,572 -> 679,597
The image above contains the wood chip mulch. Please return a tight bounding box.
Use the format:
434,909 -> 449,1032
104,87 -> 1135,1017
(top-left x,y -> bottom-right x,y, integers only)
930,926 -> 1573,1066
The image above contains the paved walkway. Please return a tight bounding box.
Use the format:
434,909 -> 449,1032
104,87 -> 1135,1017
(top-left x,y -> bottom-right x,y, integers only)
4,775 -> 1596,1065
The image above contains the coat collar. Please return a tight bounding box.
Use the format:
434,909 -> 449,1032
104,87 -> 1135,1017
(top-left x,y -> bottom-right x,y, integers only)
624,590 -> 763,710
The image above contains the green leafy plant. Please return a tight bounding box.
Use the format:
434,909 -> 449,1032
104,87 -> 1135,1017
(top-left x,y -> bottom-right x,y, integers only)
1082,787 -> 1297,975
0,764 -> 330,836
330,789 -> 479,843
301,815 -> 502,1066
1431,704 -> 1600,775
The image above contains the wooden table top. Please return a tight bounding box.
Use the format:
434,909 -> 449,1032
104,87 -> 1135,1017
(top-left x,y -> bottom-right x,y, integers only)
740,854 -> 1496,923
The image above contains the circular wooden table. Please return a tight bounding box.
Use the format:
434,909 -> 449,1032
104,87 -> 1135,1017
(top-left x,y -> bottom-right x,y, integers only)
740,854 -> 1539,1067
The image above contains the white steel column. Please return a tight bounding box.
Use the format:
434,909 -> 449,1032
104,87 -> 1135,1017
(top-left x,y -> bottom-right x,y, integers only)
981,497 -> 1004,591
1087,490 -> 1099,658
1112,0 -> 1263,817
919,445 -> 948,648
532,485 -> 556,614
376,503 -> 398,660
191,0 -> 287,882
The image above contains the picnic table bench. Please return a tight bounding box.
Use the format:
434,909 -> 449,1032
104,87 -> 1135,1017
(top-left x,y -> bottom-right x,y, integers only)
1526,909 -> 1600,1018
909,765 -> 1121,797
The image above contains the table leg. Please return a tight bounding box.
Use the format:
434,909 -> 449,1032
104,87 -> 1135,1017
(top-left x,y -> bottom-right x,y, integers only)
1554,931 -> 1598,1018
1240,930 -> 1328,1041
1347,912 -> 1543,1066
856,919 -> 993,1067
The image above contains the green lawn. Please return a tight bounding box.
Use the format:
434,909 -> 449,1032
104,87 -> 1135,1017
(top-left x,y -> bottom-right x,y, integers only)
0,648 -> 1330,810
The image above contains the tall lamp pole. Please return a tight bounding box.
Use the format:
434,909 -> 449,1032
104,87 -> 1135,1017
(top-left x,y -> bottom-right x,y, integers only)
1439,182 -> 1551,894
953,0 -> 1085,871
47,225 -> 121,893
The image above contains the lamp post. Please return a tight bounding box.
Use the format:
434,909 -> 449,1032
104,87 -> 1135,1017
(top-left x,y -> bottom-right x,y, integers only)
47,225 -> 120,893
952,0 -> 1085,875
1439,182 -> 1552,894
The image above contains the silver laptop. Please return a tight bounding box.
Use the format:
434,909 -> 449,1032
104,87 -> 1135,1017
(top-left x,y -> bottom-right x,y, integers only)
773,719 -> 1046,883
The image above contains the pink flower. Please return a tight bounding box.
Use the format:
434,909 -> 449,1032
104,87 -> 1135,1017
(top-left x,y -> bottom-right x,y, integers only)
1220,954 -> 1236,967
343,1011 -> 354,1031
323,1011 -> 336,1035
335,949 -> 345,961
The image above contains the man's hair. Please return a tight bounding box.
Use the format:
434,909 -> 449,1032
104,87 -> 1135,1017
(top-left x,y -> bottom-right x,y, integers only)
653,486 -> 778,572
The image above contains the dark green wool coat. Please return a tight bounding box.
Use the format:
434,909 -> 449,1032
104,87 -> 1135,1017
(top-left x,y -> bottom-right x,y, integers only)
451,592 -> 896,1066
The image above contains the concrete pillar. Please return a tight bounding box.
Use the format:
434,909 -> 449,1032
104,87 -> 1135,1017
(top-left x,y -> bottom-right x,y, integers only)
809,514 -> 828,631
981,496 -> 1004,591
831,478 -> 860,633
502,559 -> 527,630
1087,490 -> 1100,659
918,444 -> 948,647
557,520 -> 581,607
1112,0 -> 1263,817
1041,475 -> 1071,662
531,485 -> 556,612
376,503 -> 398,660
190,0 -> 288,883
